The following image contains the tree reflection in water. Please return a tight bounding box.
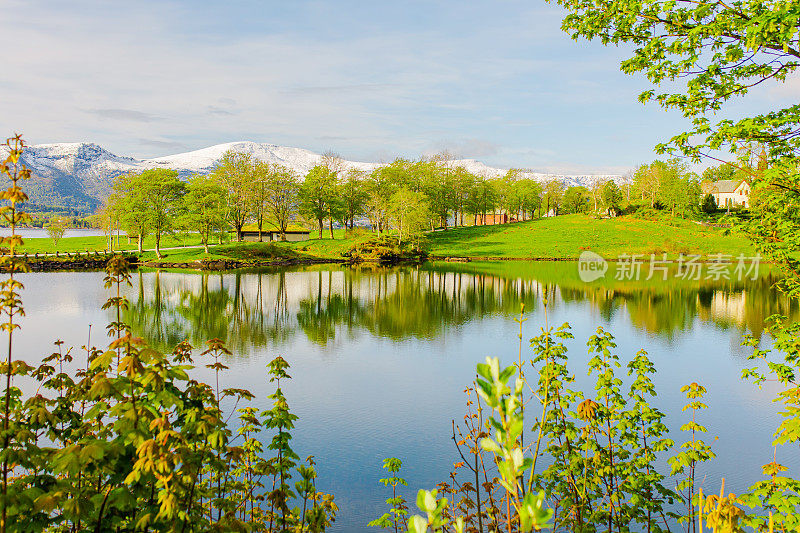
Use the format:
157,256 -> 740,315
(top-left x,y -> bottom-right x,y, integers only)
121,263 -> 798,353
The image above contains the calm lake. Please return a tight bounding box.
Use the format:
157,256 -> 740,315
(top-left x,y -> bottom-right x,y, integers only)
9,261 -> 799,531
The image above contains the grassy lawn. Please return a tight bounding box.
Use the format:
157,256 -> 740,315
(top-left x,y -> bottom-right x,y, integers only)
137,229 -> 367,263
16,215 -> 758,264
18,233 -> 208,254
425,214 -> 757,259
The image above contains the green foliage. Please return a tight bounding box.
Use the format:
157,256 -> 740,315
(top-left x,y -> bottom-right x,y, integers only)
368,458 -> 408,532
631,160 -> 701,217
300,163 -> 342,239
702,193 -> 718,214
668,382 -> 716,530
212,150 -> 256,241
183,173 -> 227,252
562,186 -> 589,214
45,216 -> 68,248
388,186 -> 430,246
346,233 -> 428,264
555,0 -> 800,163
110,168 -> 186,257
601,181 -> 623,216
739,317 -> 800,531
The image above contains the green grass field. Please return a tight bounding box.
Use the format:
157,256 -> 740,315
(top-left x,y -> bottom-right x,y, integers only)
18,233 -> 208,254
425,214 -> 756,259
15,214 -> 757,265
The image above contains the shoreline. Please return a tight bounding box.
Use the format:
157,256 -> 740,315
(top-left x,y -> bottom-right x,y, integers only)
4,252 -> 768,273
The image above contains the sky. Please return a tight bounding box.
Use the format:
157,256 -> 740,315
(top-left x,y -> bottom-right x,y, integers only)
1,0 -> 796,174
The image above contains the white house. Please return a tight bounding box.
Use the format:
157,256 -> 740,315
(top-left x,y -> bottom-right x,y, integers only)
702,179 -> 751,208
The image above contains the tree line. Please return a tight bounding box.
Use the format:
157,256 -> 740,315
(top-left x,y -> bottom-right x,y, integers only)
103,149 -> 724,257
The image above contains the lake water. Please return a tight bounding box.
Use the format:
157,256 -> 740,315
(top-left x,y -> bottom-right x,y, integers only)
0,227 -> 106,238
8,261 -> 798,531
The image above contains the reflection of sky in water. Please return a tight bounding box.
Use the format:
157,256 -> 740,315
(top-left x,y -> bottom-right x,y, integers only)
4,264 -> 796,532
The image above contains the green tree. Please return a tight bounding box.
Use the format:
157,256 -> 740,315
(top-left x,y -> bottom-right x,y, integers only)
300,164 -> 338,239
701,164 -> 737,183
110,172 -> 149,253
184,173 -> 226,253
590,178 -> 607,213
365,166 -> 399,233
543,180 -> 564,216
265,164 -> 300,241
518,179 -> 543,219
251,161 -> 272,242
701,193 -> 717,214
45,216 -> 68,249
601,181 -> 623,216
419,156 -> 455,229
466,177 -> 498,225
340,168 -> 368,230
388,186 -> 429,246
563,186 -> 589,214
212,150 -> 255,241
139,169 -> 186,258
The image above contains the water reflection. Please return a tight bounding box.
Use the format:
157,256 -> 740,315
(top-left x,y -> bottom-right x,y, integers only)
122,262 -> 797,352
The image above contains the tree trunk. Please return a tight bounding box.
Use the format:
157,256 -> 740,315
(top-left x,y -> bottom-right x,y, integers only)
155,234 -> 162,259
204,242 -> 209,253
137,234 -> 143,253
318,219 -> 323,239
258,218 -> 263,242
329,218 -> 334,239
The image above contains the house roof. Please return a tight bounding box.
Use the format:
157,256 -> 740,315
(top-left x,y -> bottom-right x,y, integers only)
704,179 -> 747,194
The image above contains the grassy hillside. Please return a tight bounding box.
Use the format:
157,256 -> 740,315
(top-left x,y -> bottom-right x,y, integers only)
425,214 -> 756,259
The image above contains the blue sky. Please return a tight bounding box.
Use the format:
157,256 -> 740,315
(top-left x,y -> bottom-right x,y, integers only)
1,0 -> 795,173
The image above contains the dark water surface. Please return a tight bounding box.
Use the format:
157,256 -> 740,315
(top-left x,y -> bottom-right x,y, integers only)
9,261 -> 799,531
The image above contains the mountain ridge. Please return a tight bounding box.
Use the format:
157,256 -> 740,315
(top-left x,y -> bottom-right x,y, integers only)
0,141 -> 623,212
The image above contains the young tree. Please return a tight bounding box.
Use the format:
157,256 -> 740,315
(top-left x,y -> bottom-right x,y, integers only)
365,166 -> 397,233
251,161 -> 272,242
543,180 -> 565,216
518,179 -> 543,219
500,169 -> 524,220
45,216 -> 68,249
589,178 -> 607,213
601,181 -> 624,216
110,172 -> 149,253
466,177 -> 498,225
184,174 -> 226,253
340,168 -> 368,229
452,166 -> 476,226
632,164 -> 661,207
300,164 -> 338,239
388,186 -> 430,245
419,155 -> 455,229
138,169 -> 186,258
266,164 -> 300,241
563,186 -> 589,214
212,150 -> 255,241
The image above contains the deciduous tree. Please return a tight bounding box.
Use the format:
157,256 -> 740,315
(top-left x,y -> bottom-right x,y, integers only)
212,150 -> 255,241
184,173 -> 226,253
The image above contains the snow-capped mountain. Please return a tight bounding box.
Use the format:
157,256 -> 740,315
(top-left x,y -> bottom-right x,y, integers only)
0,141 -> 622,211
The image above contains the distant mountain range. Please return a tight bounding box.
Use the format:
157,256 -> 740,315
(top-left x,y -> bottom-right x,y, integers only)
0,141 -> 622,212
